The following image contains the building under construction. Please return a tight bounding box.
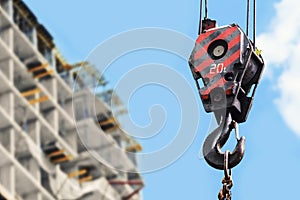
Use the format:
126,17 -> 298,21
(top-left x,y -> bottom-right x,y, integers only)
0,0 -> 144,199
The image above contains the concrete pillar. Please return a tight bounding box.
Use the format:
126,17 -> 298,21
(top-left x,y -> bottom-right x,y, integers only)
64,129 -> 77,153
0,127 -> 15,156
8,58 -> 13,82
8,24 -> 13,50
0,58 -> 14,82
0,91 -> 14,118
27,120 -> 41,146
0,127 -> 10,153
63,98 -> 74,120
50,48 -> 55,69
33,90 -> 40,111
0,164 -> 15,197
43,109 -> 58,134
42,78 -> 57,101
7,0 -> 13,21
28,158 -> 40,181
31,28 -> 38,48
0,24 -> 13,50
9,128 -> 15,156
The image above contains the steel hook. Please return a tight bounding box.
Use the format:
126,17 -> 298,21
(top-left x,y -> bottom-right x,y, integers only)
202,113 -> 245,170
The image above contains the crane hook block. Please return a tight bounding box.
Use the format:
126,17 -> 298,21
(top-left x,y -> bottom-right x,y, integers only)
202,18 -> 217,33
189,24 -> 265,123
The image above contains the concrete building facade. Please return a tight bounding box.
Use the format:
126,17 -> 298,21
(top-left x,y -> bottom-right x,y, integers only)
0,0 -> 143,199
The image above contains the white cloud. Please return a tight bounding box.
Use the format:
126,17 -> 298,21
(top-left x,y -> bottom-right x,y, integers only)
257,0 -> 300,136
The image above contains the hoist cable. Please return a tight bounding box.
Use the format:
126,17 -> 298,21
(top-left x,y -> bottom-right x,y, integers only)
205,0 -> 208,19
198,0 -> 203,34
246,0 -> 250,36
253,0 -> 256,46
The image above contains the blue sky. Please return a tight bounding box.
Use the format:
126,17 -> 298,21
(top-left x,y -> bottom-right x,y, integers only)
23,0 -> 300,199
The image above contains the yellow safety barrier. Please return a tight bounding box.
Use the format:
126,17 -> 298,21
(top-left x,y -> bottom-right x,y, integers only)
52,155 -> 72,164
99,118 -> 116,126
68,169 -> 88,178
54,48 -> 70,71
78,176 -> 93,183
28,63 -> 48,73
21,88 -> 41,97
64,61 -> 88,71
104,126 -> 119,133
34,70 -> 54,79
47,149 -> 65,158
126,144 -> 143,152
28,95 -> 49,105
37,33 -> 54,49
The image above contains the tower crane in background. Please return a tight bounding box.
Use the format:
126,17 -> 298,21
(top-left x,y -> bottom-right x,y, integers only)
188,0 -> 265,199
